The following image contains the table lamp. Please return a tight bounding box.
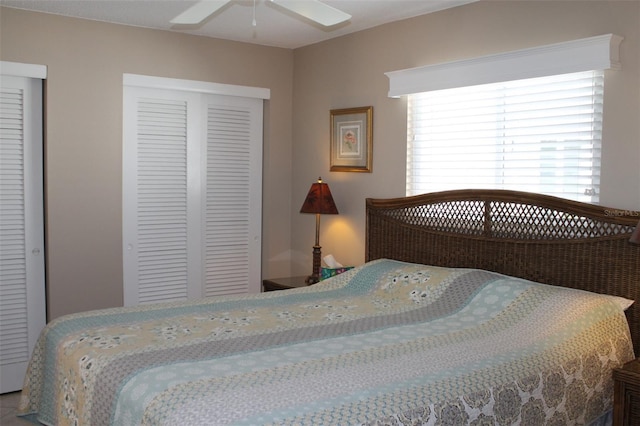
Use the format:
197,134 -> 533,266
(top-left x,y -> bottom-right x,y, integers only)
300,177 -> 338,284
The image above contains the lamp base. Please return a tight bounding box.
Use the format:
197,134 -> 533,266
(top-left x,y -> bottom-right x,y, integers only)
306,245 -> 322,284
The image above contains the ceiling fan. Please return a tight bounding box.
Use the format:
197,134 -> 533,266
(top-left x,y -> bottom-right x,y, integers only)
170,0 -> 352,27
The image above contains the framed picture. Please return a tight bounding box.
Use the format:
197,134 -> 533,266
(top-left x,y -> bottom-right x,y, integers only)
330,106 -> 373,172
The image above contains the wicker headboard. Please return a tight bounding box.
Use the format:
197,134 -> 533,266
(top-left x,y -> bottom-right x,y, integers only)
366,189 -> 640,354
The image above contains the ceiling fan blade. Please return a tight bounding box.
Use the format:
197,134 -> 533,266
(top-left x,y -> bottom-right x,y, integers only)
170,0 -> 231,25
270,0 -> 351,26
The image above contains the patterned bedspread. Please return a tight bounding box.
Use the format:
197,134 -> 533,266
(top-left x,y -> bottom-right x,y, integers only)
18,259 -> 634,425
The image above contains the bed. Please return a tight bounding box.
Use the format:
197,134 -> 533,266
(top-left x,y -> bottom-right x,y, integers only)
18,189 -> 640,425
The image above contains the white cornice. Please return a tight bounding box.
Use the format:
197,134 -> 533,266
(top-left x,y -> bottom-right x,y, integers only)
123,74 -> 270,100
386,34 -> 623,98
0,61 -> 47,79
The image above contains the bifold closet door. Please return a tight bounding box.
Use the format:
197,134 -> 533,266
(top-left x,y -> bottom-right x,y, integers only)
0,74 -> 46,393
123,86 -> 262,306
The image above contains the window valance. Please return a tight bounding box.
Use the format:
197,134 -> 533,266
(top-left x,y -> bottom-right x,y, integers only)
385,34 -> 622,98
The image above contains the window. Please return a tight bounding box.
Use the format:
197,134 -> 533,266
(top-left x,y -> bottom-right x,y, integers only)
407,70 -> 604,202
386,34 -> 622,203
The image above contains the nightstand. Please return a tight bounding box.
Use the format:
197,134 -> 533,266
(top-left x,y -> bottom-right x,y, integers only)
613,358 -> 640,425
262,276 -> 309,291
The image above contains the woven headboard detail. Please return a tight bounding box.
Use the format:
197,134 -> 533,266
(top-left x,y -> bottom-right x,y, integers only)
366,189 -> 640,354
384,199 -> 634,240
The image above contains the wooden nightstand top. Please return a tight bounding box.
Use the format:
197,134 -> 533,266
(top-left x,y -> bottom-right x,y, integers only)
263,276 -> 309,291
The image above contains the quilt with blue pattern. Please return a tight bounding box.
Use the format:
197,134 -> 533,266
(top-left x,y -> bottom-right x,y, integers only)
18,259 -> 634,425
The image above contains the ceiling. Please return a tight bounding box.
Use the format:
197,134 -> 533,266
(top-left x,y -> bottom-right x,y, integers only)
1,0 -> 477,49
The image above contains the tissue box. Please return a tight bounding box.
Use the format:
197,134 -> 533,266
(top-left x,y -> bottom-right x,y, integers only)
321,266 -> 353,280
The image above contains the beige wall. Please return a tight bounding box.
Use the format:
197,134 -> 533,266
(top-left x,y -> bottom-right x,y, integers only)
0,7 -> 295,319
290,0 -> 640,275
2,1 -> 639,319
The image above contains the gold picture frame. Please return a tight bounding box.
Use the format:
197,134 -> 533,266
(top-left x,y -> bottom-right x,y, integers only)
330,106 -> 373,172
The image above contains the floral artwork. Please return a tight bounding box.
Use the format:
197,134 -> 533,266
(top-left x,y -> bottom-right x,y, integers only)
330,106 -> 372,172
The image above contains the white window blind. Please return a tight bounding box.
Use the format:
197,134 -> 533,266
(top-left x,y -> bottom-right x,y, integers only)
407,70 -> 604,203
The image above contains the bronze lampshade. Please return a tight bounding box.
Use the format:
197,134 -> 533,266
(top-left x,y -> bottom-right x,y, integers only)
300,177 -> 338,283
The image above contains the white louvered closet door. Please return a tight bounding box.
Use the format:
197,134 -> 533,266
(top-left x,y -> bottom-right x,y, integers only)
123,89 -> 198,306
0,74 -> 46,393
123,84 -> 262,306
204,96 -> 262,297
